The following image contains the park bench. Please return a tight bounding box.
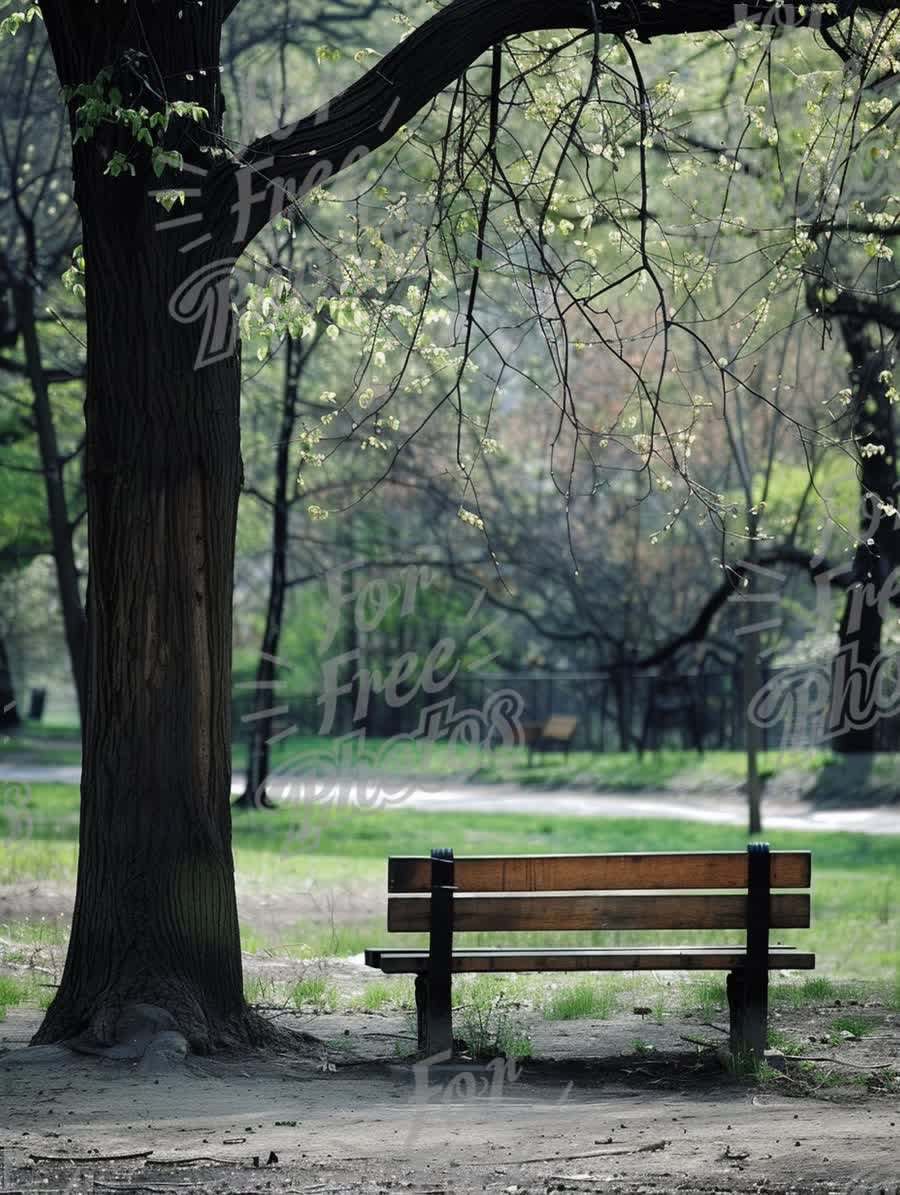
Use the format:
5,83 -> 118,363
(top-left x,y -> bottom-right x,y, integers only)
365,845 -> 814,1064
523,713 -> 578,763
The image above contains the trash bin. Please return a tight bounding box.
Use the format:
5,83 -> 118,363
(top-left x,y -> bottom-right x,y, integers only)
28,687 -> 46,721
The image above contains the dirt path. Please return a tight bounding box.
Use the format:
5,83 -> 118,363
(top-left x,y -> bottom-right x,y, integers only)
4,763 -> 900,834
2,1006 -> 898,1195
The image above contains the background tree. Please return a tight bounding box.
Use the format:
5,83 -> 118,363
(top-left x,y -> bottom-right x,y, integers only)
1,16 -> 86,722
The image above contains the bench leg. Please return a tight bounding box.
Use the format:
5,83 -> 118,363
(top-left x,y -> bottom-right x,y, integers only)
727,969 -> 768,1066
415,972 -> 453,1056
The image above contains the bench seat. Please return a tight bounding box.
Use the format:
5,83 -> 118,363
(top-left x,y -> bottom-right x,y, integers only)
365,946 -> 816,973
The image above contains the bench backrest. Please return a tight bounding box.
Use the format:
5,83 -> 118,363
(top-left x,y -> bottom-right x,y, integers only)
387,850 -> 811,933
541,715 -> 578,740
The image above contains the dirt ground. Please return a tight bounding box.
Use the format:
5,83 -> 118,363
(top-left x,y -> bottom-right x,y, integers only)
2,878 -> 899,1193
2,990 -> 898,1195
0,869 -> 381,938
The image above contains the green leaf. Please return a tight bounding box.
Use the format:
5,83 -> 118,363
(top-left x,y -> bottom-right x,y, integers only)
151,147 -> 184,178
154,190 -> 186,211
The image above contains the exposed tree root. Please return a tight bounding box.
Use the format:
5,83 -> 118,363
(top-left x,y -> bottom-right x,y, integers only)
31,998 -> 319,1063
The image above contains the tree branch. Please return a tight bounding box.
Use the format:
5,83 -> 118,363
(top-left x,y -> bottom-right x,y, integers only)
636,546 -> 853,670
0,355 -> 84,385
208,0 -> 891,251
821,291 -> 900,333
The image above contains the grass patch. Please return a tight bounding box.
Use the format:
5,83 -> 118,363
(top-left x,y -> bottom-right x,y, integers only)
797,1061 -> 870,1089
455,977 -> 532,1059
0,739 -> 81,766
890,967 -> 900,1011
770,975 -> 837,1007
358,979 -> 414,1011
360,982 -> 393,1012
767,1027 -> 805,1056
0,974 -> 53,1009
543,981 -> 617,1021
0,738 -> 840,791
0,975 -> 32,1006
243,976 -> 291,1006
828,1013 -> 882,1042
680,978 -> 727,1019
229,741 -> 837,793
291,976 -> 338,1011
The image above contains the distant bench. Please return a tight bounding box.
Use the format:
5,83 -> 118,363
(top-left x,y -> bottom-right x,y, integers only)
509,714 -> 578,763
365,845 -> 814,1064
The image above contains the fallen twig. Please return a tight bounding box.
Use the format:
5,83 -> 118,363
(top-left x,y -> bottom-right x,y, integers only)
512,1139 -> 670,1165
29,1151 -> 152,1163
793,1056 -> 897,1070
95,1185 -> 194,1192
146,1157 -> 229,1167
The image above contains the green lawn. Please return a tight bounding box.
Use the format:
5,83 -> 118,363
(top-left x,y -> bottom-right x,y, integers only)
6,716 -> 900,802
3,723 -> 891,794
231,739 -> 839,792
0,783 -> 897,990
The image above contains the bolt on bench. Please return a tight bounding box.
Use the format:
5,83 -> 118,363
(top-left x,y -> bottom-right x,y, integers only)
365,845 -> 814,1064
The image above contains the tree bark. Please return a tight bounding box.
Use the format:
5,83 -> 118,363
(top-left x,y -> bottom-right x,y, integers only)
32,3 -> 268,1051
32,213 -> 259,1049
0,634 -> 20,730
14,283 -> 87,725
742,570 -> 763,835
238,338 -> 303,809
33,216 -> 255,1049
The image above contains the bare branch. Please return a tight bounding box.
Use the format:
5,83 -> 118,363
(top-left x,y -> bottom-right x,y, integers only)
208,0 -> 890,250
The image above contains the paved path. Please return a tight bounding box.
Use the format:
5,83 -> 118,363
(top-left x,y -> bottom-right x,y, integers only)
3,762 -> 899,834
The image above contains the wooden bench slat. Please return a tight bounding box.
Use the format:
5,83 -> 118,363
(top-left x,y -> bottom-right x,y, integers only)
388,851 -> 811,893
365,946 -> 817,974
388,892 -> 810,932
540,715 -> 577,739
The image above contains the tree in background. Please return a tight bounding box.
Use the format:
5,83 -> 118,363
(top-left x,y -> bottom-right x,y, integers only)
1,17 -> 86,721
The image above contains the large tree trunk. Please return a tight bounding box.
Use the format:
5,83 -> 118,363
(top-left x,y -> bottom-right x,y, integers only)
34,220 -> 253,1050
0,633 -> 20,730
34,224 -> 256,1049
32,10 -> 262,1051
238,339 -> 302,809
830,318 -> 900,755
14,283 -> 87,724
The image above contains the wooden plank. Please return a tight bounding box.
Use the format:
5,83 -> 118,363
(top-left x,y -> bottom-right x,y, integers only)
541,715 -> 578,740
365,946 -> 817,974
387,892 -> 810,932
388,852 -> 811,893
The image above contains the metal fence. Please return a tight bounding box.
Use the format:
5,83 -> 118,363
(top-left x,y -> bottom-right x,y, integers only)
232,663 -> 880,754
